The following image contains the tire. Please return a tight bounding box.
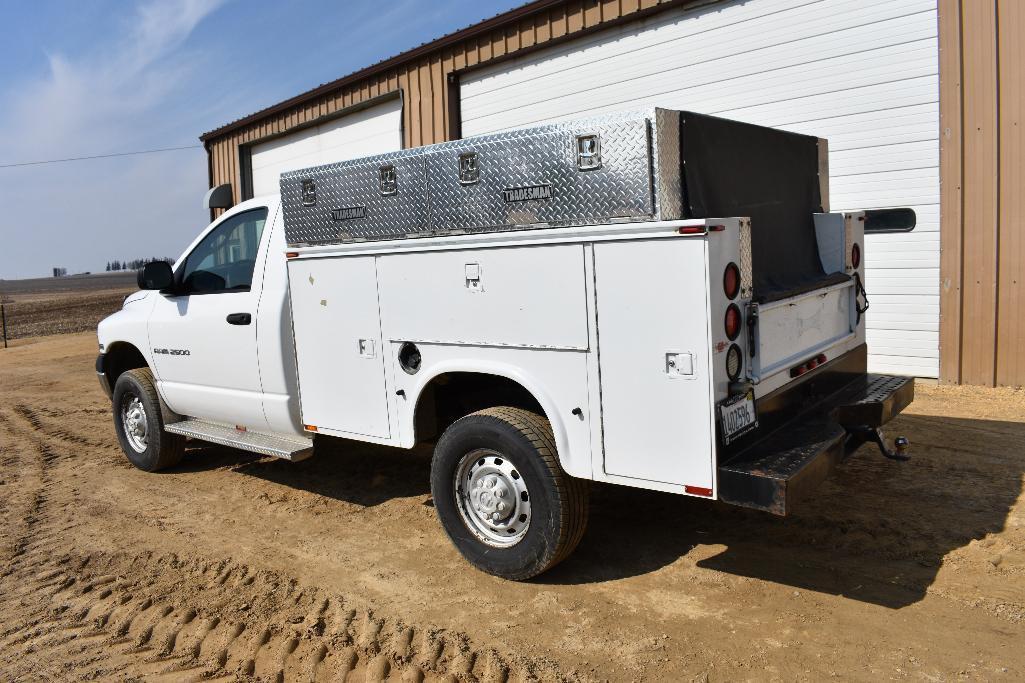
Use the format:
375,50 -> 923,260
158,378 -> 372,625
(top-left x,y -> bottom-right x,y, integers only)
111,368 -> 184,472
430,406 -> 589,580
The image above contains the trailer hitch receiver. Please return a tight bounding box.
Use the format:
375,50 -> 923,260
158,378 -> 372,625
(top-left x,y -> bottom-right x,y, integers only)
851,426 -> 910,461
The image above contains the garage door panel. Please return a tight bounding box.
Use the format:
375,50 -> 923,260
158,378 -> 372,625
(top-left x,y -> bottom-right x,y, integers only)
870,356 -> 938,377
466,19 -> 934,123
249,98 -> 402,198
719,78 -> 938,140
462,0 -> 934,106
830,140 -> 938,176
464,42 -> 936,133
461,0 -> 939,377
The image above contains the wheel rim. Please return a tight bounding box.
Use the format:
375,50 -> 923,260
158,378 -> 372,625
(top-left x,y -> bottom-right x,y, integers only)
454,448 -> 531,547
120,394 -> 148,453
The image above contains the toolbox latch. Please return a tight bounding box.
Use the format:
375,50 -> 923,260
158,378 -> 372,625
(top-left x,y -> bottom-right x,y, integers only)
379,165 -> 397,196
458,152 -> 479,185
576,134 -> 601,171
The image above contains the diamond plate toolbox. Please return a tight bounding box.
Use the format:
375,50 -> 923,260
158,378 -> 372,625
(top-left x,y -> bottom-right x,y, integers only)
280,108 -> 682,247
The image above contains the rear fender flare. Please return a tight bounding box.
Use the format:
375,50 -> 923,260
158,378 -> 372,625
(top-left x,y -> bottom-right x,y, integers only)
404,360 -> 585,478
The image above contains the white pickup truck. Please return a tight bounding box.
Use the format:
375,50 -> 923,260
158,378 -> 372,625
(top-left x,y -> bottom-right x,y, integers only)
97,109 -> 914,579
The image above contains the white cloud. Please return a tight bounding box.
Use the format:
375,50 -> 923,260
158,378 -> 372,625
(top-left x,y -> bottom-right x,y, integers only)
3,0 -> 224,160
0,0 -> 227,278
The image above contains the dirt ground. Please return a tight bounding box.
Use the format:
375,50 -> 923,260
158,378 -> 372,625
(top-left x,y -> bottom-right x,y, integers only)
1,332 -> 1023,682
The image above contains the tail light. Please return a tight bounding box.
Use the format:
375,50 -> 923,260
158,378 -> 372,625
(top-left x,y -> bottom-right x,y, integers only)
789,353 -> 828,378
726,343 -> 743,380
724,304 -> 742,340
851,242 -> 861,269
723,262 -> 740,299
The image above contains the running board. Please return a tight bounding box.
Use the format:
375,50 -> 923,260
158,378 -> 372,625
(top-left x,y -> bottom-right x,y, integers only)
165,419 -> 313,461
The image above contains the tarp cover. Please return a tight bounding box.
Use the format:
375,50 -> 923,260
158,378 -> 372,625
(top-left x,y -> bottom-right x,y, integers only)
678,112 -> 849,303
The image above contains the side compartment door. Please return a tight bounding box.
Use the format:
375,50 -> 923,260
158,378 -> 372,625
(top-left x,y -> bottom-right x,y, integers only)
287,256 -> 390,439
594,238 -> 714,488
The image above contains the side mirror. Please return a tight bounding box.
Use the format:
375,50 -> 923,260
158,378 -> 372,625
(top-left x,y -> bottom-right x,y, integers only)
864,207 -> 916,233
137,261 -> 174,291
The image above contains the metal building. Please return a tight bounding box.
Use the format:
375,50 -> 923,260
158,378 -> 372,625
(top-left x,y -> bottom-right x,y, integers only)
200,0 -> 1024,387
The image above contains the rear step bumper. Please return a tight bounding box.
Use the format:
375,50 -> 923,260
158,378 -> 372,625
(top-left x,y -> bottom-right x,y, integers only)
718,373 -> 914,515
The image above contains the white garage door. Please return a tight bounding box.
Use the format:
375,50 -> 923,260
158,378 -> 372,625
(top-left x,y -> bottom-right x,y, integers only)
248,98 -> 403,197
460,0 -> 939,377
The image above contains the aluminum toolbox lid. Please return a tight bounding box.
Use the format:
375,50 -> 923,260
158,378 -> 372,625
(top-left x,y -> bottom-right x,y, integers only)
425,114 -> 657,234
280,149 -> 430,246
279,108 -> 681,247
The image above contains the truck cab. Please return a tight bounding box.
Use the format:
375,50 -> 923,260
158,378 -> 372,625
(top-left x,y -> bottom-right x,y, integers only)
97,108 -> 915,580
98,196 -> 306,439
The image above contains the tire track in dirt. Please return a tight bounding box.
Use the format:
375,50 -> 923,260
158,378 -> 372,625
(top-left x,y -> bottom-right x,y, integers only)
0,549 -> 568,682
1,397 -> 568,681
0,407 -> 51,573
13,403 -> 113,450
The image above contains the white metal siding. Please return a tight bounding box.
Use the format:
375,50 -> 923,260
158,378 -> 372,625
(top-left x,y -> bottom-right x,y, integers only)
249,98 -> 402,197
460,0 -> 939,377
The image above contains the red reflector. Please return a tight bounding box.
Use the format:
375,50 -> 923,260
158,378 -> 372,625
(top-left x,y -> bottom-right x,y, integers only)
816,353 -> 827,364
678,225 -> 706,235
304,424 -> 318,433
723,262 -> 740,300
851,243 -> 861,269
790,366 -> 807,378
685,485 -> 713,497
286,252 -> 300,259
708,224 -> 726,232
806,360 -> 817,370
725,304 -> 742,340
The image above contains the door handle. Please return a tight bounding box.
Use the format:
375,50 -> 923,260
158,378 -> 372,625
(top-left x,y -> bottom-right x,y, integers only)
226,313 -> 252,325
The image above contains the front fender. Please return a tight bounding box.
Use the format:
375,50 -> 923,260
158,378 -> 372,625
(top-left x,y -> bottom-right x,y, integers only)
96,292 -> 157,376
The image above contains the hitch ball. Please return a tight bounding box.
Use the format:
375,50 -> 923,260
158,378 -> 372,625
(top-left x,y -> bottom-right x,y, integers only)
894,436 -> 909,456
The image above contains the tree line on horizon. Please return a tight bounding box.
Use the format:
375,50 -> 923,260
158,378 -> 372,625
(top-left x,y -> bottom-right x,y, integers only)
105,257 -> 173,272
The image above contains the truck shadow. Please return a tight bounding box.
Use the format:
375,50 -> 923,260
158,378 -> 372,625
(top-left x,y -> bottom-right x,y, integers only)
541,413 -> 1025,609
174,412 -> 1022,609
177,436 -> 434,507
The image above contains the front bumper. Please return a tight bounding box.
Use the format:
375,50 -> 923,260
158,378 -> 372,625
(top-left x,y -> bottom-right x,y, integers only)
96,353 -> 112,398
717,346 -> 914,515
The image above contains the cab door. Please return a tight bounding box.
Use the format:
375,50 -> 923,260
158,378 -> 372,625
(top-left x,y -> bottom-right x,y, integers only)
148,206 -> 271,429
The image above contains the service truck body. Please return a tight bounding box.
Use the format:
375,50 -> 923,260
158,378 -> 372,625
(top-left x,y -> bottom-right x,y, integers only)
97,108 -> 913,577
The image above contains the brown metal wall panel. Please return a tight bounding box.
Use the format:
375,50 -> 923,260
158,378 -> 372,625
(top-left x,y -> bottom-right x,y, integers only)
938,0 -> 963,384
959,0 -> 999,386
997,0 -> 1025,386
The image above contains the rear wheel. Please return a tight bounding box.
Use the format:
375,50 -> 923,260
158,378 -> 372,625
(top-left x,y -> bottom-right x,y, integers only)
430,406 -> 588,580
112,368 -> 184,472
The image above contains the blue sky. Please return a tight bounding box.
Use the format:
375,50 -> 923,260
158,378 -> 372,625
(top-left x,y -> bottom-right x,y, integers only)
0,0 -> 523,279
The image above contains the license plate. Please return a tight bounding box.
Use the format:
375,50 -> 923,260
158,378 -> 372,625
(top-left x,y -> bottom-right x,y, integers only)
718,390 -> 758,445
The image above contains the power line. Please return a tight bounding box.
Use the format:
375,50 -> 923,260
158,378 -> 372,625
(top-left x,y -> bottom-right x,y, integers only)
0,144 -> 203,169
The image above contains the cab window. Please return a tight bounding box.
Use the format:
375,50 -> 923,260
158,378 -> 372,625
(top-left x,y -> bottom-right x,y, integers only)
180,208 -> 267,294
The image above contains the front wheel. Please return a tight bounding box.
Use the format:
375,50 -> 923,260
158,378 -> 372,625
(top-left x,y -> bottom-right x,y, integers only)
112,368 -> 184,472
430,407 -> 589,580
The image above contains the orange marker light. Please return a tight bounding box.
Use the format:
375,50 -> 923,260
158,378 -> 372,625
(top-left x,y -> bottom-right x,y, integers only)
304,424 -> 318,433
